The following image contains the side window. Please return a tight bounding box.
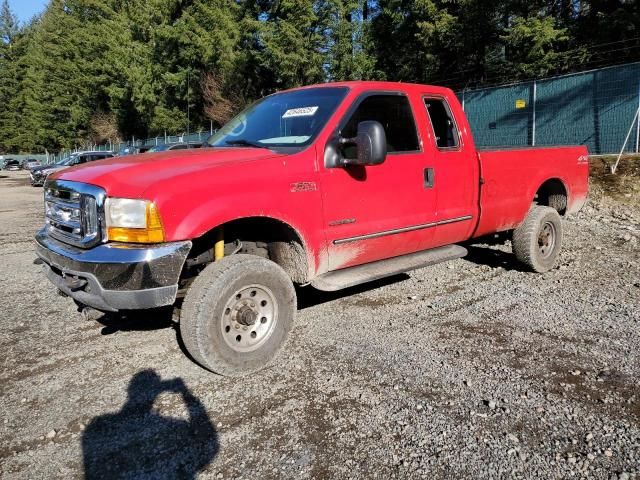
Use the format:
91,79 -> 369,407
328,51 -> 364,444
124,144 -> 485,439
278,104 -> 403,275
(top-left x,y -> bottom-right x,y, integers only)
170,144 -> 188,150
341,94 -> 420,158
424,98 -> 459,149
77,155 -> 88,164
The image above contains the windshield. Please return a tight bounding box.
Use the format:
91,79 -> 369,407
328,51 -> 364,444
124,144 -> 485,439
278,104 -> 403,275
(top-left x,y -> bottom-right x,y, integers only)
147,145 -> 168,153
206,86 -> 349,149
55,155 -> 76,166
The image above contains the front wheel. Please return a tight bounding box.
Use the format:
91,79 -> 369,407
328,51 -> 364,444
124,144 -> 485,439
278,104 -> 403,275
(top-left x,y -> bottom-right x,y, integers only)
180,254 -> 296,376
512,206 -> 563,273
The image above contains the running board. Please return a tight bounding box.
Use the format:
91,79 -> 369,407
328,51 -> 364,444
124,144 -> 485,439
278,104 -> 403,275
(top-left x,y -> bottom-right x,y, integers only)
311,245 -> 468,292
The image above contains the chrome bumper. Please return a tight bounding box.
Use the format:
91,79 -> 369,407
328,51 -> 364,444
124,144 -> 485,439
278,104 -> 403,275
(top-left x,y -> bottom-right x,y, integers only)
35,229 -> 191,312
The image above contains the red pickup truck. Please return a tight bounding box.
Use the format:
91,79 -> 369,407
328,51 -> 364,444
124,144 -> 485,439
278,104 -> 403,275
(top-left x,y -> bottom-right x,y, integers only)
35,81 -> 589,376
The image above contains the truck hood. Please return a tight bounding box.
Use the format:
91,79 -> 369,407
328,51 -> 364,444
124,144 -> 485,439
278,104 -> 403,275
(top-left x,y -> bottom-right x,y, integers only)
53,148 -> 284,198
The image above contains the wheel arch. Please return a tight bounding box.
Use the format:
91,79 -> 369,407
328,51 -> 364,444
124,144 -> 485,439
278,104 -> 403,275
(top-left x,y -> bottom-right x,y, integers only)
533,177 -> 569,215
189,215 -> 312,284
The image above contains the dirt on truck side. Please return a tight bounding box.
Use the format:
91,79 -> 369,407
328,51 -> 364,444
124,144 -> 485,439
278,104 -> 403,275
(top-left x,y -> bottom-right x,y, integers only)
1,165 -> 639,479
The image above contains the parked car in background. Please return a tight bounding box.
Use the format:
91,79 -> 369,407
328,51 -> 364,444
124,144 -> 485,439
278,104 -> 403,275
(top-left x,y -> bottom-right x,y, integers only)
146,142 -> 203,153
21,158 -> 41,170
118,145 -> 153,156
3,159 -> 21,171
30,151 -> 114,186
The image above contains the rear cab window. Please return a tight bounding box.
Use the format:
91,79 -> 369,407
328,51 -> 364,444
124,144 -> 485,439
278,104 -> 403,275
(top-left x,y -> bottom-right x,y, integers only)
424,98 -> 460,149
340,93 -> 420,159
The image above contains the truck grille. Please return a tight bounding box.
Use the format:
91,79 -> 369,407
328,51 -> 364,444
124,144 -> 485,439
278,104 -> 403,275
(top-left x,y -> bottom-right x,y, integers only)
44,180 -> 106,248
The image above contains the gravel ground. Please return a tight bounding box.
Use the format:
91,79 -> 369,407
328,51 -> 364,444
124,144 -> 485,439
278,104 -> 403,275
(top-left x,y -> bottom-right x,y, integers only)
0,169 -> 638,479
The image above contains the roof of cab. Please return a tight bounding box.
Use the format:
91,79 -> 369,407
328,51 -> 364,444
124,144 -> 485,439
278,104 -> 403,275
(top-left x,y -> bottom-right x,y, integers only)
281,80 -> 454,96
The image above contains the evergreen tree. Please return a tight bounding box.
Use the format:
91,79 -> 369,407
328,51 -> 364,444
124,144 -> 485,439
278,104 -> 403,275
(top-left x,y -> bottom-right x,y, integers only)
94,0 -> 243,138
0,0 -> 18,42
244,0 -> 330,90
326,0 -> 377,81
0,0 -> 638,152
0,0 -> 23,152
18,0 -> 100,150
499,15 -> 570,79
572,0 -> 640,66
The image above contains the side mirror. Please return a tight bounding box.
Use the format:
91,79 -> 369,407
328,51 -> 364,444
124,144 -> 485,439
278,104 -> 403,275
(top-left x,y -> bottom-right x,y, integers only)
324,120 -> 387,168
348,121 -> 387,166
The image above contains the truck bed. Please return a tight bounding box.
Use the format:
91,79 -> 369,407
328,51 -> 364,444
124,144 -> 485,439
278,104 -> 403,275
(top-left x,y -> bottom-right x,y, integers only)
473,145 -> 589,238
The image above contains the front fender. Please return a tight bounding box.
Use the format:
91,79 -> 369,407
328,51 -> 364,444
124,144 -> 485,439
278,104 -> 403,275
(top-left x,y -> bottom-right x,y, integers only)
158,190 -> 326,279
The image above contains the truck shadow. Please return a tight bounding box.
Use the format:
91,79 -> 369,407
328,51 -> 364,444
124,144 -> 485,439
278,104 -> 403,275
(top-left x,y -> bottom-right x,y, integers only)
461,244 -> 523,271
90,278 -> 411,366
88,306 -> 207,366
82,369 -> 218,479
297,274 -> 410,309
93,274 -> 411,332
95,306 -> 176,336
92,243 -> 520,336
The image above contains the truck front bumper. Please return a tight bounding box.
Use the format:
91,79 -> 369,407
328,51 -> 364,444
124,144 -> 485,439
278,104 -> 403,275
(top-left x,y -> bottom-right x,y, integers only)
35,229 -> 191,312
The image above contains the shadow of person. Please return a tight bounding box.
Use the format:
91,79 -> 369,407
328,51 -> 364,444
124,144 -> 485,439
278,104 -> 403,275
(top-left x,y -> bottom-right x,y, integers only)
82,370 -> 218,479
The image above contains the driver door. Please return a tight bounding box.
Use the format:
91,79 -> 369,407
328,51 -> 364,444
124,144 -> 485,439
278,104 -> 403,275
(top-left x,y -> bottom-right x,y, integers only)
320,92 -> 438,271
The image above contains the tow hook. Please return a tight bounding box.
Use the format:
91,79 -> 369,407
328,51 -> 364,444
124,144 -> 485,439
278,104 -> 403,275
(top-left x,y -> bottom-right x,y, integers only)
62,274 -> 88,292
81,306 -> 104,322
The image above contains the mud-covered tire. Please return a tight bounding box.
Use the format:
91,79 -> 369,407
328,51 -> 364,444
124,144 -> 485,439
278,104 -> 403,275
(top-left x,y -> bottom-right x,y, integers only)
180,254 -> 296,376
512,206 -> 563,273
547,193 -> 567,213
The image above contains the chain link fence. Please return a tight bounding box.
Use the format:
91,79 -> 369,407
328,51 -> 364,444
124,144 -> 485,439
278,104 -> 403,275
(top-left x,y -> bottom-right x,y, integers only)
43,131 -> 214,165
91,131 -> 214,154
459,62 -> 640,155
8,63 -> 640,165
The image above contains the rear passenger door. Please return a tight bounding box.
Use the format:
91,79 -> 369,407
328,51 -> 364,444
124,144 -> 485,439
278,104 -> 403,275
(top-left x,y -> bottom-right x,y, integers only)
321,92 -> 438,271
422,96 -> 478,246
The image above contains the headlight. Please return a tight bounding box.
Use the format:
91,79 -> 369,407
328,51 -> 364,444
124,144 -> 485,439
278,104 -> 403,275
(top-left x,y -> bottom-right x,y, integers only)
105,198 -> 147,228
104,198 -> 165,243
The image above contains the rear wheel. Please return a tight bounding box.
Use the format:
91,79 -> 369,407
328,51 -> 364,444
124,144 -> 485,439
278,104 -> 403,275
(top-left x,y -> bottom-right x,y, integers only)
512,206 -> 563,273
180,254 -> 296,376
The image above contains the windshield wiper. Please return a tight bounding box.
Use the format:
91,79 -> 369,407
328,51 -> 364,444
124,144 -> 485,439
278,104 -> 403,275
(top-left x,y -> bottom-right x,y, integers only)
223,139 -> 271,149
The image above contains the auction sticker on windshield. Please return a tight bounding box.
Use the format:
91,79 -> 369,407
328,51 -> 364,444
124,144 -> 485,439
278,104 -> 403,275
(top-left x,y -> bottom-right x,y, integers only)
282,106 -> 319,118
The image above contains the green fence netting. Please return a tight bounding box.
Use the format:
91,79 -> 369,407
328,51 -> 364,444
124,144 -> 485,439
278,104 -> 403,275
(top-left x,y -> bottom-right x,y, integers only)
459,62 -> 640,155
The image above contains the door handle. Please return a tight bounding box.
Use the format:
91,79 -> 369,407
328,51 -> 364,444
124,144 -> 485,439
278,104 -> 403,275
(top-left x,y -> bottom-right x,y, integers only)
424,167 -> 435,188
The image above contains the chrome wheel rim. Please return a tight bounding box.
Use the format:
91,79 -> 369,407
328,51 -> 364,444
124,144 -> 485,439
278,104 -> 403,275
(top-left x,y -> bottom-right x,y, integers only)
220,285 -> 278,353
538,221 -> 556,259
